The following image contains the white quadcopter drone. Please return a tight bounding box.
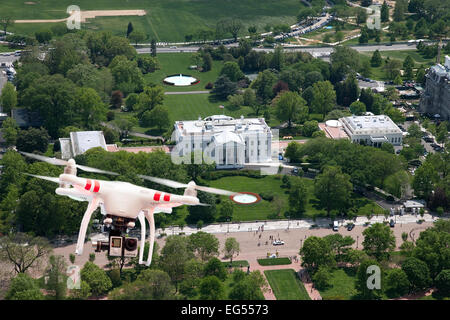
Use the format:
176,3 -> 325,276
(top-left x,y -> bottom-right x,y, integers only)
20,152 -> 243,266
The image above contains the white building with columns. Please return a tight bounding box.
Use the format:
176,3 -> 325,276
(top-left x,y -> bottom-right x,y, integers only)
172,115 -> 272,168
339,115 -> 403,147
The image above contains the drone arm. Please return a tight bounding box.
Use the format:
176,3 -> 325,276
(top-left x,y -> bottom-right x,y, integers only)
143,208 -> 156,266
75,198 -> 100,255
138,211 -> 146,265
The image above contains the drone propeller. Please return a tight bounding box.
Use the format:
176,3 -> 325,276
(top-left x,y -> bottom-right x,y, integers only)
24,173 -> 61,184
138,175 -> 239,196
20,152 -> 119,176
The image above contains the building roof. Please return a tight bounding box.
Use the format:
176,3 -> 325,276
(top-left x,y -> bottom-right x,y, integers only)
339,115 -> 402,135
175,115 -> 271,136
403,200 -> 425,209
59,131 -> 107,160
213,131 -> 245,145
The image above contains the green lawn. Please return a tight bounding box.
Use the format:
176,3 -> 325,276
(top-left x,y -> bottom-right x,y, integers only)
264,269 -> 310,300
257,257 -> 292,266
222,260 -> 249,268
145,53 -> 223,92
317,267 -> 358,300
3,0 -> 300,42
0,44 -> 14,53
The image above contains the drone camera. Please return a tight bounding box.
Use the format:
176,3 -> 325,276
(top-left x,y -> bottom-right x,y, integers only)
109,236 -> 123,257
123,237 -> 138,257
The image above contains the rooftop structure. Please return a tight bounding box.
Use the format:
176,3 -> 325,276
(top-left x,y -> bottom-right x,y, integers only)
339,115 -> 403,146
318,120 -> 349,140
173,115 -> 272,168
60,131 -> 107,160
419,55 -> 450,120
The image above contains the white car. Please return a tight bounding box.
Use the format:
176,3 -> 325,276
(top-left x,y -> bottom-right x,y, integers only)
333,221 -> 339,231
272,240 -> 285,246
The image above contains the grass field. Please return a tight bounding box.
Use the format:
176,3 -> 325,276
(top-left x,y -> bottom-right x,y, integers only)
3,0 -> 300,42
264,269 -> 310,300
145,53 -> 223,92
0,45 -> 14,53
257,257 -> 292,266
222,260 -> 249,268
317,267 -> 358,300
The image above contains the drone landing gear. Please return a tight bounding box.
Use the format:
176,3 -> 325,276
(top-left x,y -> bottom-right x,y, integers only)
137,208 -> 156,266
76,198 -> 100,255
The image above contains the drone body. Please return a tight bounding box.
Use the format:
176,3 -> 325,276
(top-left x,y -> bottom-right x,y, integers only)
20,152 -> 240,267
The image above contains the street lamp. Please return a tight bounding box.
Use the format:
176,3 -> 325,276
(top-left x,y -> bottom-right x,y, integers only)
357,235 -> 359,248
287,215 -> 290,230
227,218 -> 230,233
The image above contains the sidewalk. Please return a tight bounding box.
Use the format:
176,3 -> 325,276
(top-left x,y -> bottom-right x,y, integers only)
154,213 -> 439,237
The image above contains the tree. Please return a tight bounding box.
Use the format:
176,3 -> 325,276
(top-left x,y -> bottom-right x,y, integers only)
223,237 -> 240,263
219,199 -> 234,222
359,28 -> 369,44
1,117 -> 19,146
202,52 -> 213,72
188,232 -> 219,262
0,16 -> 14,36
229,270 -> 266,300
436,122 -> 448,144
350,101 -> 367,116
323,234 -> 355,262
402,257 -> 432,292
137,55 -> 159,74
128,30 -> 145,45
435,269 -> 450,297
311,81 -> 336,119
403,55 -> 414,80
356,259 -> 383,299
199,276 -> 225,300
381,1 -> 389,22
312,266 -> 332,290
139,105 -> 170,131
187,191 -> 217,224
270,46 -> 284,71
393,0 -> 407,21
151,39 -> 157,57
211,75 -> 238,100
76,87 -> 108,129
275,91 -> 308,127
0,233 -> 52,274
370,50 -> 382,67
16,127 -> 50,153
300,236 -> 335,271
21,74 -> 78,138
288,177 -> 308,217
225,18 -> 243,42
250,70 -> 277,104
383,170 -> 410,198
203,257 -> 227,281
135,85 -> 165,117
0,82 -> 17,115
109,55 -> 144,95
45,255 -> 67,300
383,58 -> 402,80
220,61 -> 244,82
412,162 -> 439,199
415,65 -> 426,85
314,166 -> 352,216
126,22 -> 134,38
5,273 -> 44,300
159,235 -> 194,291
385,268 -> 410,298
35,29 -> 52,44
80,262 -> 112,296
302,120 -> 319,137
362,223 -> 396,261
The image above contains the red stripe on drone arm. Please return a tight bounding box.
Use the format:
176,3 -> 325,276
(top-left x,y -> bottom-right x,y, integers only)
85,179 -> 92,191
164,194 -> 171,202
93,181 -> 100,193
153,193 -> 161,201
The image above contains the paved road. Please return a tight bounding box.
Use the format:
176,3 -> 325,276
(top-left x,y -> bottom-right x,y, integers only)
0,54 -> 19,96
137,43 -> 417,55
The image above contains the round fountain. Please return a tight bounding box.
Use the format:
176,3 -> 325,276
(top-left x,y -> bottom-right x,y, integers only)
163,74 -> 199,86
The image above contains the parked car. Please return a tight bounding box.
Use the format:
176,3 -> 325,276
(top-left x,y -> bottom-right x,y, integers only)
423,137 -> 434,143
272,240 -> 285,246
389,219 -> 395,228
333,221 -> 339,231
292,167 -> 299,175
347,223 -> 355,231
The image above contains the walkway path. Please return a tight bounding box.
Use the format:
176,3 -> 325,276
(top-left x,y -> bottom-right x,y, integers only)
165,90 -> 210,95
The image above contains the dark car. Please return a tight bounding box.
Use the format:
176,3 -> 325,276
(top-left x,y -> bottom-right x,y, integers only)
389,219 -> 395,228
423,137 -> 434,143
347,223 -> 355,231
